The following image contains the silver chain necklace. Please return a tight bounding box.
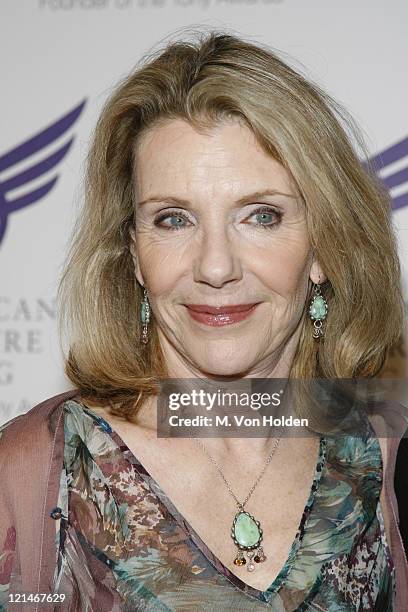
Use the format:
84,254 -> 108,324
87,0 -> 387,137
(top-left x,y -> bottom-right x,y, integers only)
193,436 -> 280,572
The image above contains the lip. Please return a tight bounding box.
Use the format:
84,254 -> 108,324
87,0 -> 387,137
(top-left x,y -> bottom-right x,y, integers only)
185,303 -> 260,314
184,303 -> 260,327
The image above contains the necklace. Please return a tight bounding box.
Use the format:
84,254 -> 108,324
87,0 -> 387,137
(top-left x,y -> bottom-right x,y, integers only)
193,436 -> 280,572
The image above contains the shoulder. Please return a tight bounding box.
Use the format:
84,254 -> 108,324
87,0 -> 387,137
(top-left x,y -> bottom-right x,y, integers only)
0,388 -> 80,473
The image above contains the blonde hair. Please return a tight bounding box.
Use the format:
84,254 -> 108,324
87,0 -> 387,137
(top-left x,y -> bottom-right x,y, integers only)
57,28 -> 405,421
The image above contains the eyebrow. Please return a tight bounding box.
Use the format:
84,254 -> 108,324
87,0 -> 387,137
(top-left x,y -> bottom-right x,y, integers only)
137,189 -> 298,207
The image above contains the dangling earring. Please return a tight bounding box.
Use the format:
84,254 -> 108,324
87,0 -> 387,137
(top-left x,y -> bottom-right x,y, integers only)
308,281 -> 328,340
140,287 -> 150,344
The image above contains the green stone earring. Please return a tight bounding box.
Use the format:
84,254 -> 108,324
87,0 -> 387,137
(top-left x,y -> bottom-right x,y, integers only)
308,281 -> 328,339
140,287 -> 150,344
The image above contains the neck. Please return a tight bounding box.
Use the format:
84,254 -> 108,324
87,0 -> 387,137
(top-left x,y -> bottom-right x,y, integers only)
136,323 -> 305,458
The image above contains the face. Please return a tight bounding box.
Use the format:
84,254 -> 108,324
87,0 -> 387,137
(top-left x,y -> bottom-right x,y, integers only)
130,118 -> 325,378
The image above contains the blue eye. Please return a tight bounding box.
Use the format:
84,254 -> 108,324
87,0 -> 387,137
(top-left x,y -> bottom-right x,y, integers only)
153,206 -> 282,231
154,212 -> 190,230
250,206 -> 281,229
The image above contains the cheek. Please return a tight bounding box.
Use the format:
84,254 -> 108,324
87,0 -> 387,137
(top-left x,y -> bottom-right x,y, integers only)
250,237 -> 312,295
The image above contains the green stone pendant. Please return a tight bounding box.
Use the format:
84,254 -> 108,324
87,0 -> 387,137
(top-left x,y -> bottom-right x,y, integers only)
140,300 -> 149,324
308,285 -> 328,339
231,510 -> 267,571
309,295 -> 327,320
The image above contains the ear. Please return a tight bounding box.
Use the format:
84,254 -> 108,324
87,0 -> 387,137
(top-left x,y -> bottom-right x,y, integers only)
129,225 -> 145,287
309,255 -> 327,285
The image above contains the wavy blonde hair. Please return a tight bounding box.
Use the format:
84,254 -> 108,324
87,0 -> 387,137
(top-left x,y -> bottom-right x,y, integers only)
57,28 -> 406,421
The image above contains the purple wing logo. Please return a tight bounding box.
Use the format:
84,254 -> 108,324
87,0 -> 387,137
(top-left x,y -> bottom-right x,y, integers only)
0,99 -> 86,245
366,135 -> 408,211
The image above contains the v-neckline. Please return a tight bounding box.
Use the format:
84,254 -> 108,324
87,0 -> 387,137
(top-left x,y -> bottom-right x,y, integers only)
76,401 -> 327,603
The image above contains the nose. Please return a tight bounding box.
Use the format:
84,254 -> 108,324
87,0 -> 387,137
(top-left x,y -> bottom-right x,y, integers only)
192,225 -> 242,288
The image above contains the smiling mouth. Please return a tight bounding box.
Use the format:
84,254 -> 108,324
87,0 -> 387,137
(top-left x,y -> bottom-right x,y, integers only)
184,303 -> 260,327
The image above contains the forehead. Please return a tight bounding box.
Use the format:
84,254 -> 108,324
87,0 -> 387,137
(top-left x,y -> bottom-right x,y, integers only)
133,118 -> 298,198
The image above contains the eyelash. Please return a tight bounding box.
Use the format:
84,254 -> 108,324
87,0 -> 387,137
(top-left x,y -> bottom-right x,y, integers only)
153,206 -> 282,231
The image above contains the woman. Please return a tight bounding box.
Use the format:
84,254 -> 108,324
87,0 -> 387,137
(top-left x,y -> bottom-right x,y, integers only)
1,30 -> 407,611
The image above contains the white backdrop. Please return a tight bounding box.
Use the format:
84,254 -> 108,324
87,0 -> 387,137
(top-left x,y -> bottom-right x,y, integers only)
1,0 -> 407,424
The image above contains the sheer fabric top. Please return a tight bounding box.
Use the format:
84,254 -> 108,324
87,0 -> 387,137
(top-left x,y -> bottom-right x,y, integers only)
51,399 -> 395,611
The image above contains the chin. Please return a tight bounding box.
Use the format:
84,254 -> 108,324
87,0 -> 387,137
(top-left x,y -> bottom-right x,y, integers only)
195,358 -> 254,379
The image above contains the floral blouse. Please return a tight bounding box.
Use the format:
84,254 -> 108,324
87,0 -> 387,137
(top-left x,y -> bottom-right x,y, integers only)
49,399 -> 395,611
